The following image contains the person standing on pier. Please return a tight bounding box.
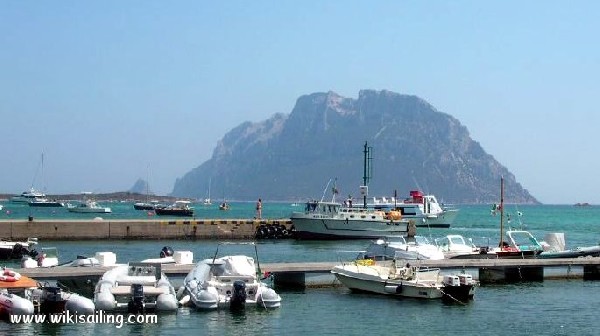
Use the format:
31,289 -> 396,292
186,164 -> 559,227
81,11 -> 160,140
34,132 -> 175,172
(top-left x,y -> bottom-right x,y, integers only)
256,198 -> 262,219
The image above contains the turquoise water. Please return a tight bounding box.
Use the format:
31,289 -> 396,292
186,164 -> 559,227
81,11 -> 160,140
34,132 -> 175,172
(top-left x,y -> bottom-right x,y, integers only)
1,202 -> 600,335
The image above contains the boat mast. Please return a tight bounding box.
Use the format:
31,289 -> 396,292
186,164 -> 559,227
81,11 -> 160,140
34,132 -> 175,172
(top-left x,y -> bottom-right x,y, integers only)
362,141 -> 372,208
499,176 -> 504,248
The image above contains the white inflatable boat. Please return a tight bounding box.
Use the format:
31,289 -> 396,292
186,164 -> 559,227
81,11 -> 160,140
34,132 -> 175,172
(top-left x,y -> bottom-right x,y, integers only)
178,243 -> 281,310
94,263 -> 178,313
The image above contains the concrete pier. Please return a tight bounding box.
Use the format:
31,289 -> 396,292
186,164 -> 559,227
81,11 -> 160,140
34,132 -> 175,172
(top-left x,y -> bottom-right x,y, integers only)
0,219 -> 293,240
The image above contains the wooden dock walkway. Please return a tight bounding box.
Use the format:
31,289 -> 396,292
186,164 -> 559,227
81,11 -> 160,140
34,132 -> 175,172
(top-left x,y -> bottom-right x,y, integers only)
15,257 -> 600,287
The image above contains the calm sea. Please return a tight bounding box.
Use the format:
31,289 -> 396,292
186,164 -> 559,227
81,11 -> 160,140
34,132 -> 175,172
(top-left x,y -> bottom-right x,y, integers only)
1,201 -> 600,335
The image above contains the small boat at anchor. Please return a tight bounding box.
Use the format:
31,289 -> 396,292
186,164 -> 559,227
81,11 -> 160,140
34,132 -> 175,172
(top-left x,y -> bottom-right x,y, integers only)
177,242 -> 281,310
0,238 -> 38,261
331,259 -> 478,302
0,270 -> 94,317
94,262 -> 178,313
67,199 -> 111,213
154,200 -> 194,217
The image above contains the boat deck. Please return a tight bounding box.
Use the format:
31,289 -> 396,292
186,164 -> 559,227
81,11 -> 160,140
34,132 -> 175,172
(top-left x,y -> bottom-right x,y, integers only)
0,275 -> 38,289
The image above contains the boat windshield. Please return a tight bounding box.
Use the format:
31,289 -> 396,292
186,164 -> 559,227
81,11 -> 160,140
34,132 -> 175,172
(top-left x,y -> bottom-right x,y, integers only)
413,236 -> 431,245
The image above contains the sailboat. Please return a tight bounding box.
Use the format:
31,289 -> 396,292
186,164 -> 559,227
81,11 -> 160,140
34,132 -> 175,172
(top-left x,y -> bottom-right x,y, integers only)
133,180 -> 156,210
203,178 -> 212,205
25,154 -> 64,207
133,167 -> 159,211
494,176 -> 542,258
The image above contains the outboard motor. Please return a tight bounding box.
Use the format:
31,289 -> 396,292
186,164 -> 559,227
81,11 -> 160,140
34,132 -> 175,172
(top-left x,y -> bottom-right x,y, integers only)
230,280 -> 247,311
11,244 -> 26,259
40,287 -> 65,314
127,284 -> 145,314
160,246 -> 174,258
28,249 -> 39,259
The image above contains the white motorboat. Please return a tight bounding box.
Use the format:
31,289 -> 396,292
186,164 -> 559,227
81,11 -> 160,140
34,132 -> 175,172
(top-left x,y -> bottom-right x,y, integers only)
331,259 -> 478,301
434,234 -> 487,259
67,200 -> 111,213
94,263 -> 178,313
538,232 -> 600,259
21,247 -> 60,268
10,188 -> 46,203
178,242 -> 281,310
357,236 -> 445,261
367,190 -> 458,228
0,238 -> 38,260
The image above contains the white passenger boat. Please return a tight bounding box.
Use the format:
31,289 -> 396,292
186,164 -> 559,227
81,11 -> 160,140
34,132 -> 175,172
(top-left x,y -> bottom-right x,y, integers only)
178,242 -> 281,310
291,199 -> 410,240
94,263 -> 178,313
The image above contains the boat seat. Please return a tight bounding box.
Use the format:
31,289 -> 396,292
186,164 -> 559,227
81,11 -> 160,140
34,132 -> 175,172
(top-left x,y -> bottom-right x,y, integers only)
214,275 -> 255,283
110,285 -> 167,296
115,276 -> 157,286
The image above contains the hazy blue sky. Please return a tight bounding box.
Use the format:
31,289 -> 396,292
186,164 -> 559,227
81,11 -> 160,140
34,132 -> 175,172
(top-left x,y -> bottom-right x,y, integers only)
1,1 -> 598,204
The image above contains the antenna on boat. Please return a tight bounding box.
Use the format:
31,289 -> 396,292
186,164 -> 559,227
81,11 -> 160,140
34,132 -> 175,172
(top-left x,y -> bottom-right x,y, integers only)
321,178 -> 333,203
362,141 -> 372,208
499,176 -> 504,249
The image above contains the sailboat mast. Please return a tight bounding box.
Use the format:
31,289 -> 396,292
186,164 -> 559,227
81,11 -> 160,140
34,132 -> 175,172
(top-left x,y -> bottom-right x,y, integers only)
499,176 -> 504,248
362,141 -> 372,208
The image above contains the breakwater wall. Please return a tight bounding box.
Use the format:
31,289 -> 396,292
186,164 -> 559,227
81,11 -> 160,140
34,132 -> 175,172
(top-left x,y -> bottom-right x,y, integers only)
0,218 -> 293,240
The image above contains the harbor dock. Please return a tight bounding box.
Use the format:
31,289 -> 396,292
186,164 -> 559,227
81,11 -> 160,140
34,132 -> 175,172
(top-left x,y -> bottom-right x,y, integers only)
16,257 -> 600,287
0,218 -> 293,240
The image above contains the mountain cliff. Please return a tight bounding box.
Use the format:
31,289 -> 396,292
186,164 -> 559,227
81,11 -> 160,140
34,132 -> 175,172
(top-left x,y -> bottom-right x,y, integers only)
172,90 -> 537,204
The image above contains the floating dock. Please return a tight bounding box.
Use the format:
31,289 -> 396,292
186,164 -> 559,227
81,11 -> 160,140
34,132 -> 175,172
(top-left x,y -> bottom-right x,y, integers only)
16,257 -> 600,288
0,218 -> 293,240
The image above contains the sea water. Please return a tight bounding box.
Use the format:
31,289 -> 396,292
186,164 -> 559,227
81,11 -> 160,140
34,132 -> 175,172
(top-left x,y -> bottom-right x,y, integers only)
1,202 -> 600,335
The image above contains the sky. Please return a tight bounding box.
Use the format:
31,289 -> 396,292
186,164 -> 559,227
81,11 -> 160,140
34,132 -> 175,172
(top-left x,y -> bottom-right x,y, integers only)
1,1 -> 598,204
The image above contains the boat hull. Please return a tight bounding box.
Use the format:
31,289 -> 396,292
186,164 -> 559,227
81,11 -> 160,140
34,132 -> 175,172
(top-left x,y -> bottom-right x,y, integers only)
415,209 -> 459,228
292,217 -> 409,240
539,246 -> 600,259
134,203 -> 156,210
154,209 -> 194,217
331,265 -> 444,299
449,250 -> 541,259
28,201 -> 64,207
68,208 -> 111,213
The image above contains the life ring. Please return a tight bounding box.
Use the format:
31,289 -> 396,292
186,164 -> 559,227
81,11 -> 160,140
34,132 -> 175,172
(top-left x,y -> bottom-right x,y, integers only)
0,269 -> 21,282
